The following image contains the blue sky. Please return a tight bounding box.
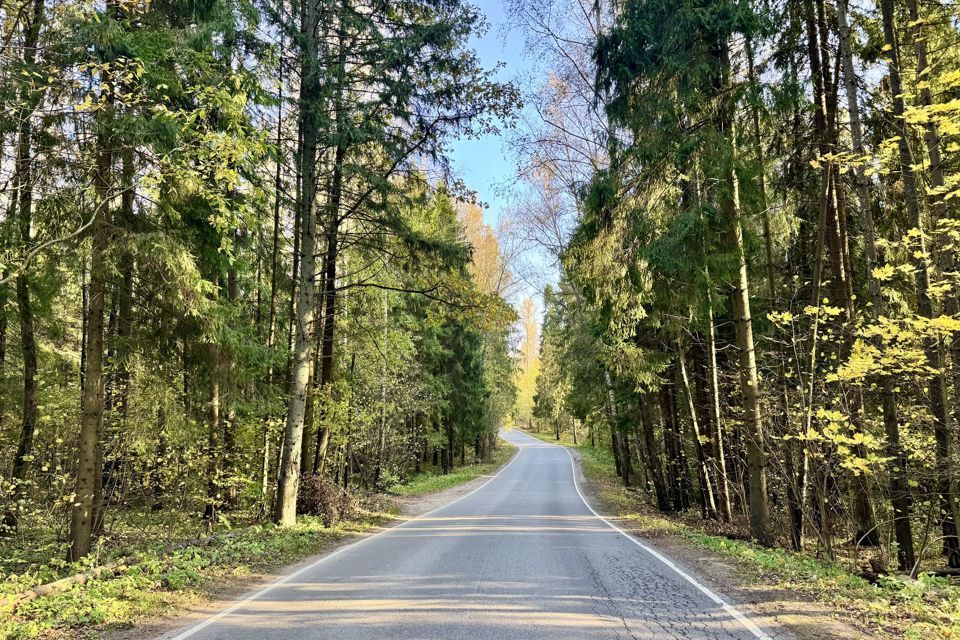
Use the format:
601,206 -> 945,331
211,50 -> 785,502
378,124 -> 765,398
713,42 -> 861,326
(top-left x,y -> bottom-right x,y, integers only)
447,0 -> 532,229
447,0 -> 554,323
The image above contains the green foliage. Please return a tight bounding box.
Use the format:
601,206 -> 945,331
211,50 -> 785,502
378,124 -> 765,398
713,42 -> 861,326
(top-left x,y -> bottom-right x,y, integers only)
546,430 -> 960,638
388,443 -> 514,496
0,3 -> 517,634
0,510 -> 390,640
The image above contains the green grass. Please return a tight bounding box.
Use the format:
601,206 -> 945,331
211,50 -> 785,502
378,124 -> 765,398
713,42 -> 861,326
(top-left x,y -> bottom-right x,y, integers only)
0,505 -> 394,640
524,428 -> 960,639
387,443 -> 515,496
0,444 -> 517,640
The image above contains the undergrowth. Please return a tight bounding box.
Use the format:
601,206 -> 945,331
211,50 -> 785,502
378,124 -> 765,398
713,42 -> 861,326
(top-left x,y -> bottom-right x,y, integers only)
524,428 -> 960,639
387,443 -> 514,496
0,511 -> 388,640
0,445 -> 515,640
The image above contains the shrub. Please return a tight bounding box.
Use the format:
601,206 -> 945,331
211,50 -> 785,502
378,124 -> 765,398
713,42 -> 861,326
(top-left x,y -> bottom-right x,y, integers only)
297,475 -> 356,526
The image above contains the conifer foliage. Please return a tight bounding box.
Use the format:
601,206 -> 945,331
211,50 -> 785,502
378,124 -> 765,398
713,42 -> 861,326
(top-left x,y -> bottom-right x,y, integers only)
519,0 -> 960,573
0,0 -> 518,561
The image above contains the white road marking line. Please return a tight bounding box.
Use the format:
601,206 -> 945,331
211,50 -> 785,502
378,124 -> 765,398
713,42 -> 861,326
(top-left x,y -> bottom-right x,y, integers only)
163,442 -> 525,640
525,431 -> 774,640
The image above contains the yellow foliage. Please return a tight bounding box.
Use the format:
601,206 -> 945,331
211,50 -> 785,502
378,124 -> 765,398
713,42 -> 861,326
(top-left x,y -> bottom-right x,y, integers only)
872,264 -> 895,282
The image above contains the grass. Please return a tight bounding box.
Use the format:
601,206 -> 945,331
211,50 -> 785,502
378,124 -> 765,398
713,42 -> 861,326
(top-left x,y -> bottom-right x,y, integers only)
387,443 -> 515,496
0,509 -> 390,640
524,428 -> 960,639
0,444 -> 516,640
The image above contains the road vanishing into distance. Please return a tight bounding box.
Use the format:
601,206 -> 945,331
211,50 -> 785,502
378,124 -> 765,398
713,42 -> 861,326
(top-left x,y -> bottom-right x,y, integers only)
160,430 -> 773,640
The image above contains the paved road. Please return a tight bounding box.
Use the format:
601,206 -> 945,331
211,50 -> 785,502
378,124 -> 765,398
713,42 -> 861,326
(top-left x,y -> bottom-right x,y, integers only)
161,430 -> 772,640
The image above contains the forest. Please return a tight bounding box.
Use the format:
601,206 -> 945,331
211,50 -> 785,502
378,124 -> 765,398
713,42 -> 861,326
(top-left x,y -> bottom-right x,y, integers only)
4,0 -> 960,634
0,0 -> 523,569
522,0 -> 960,578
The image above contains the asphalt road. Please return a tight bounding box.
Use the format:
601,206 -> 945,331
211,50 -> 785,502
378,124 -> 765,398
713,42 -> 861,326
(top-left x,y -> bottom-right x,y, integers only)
160,430 -> 773,640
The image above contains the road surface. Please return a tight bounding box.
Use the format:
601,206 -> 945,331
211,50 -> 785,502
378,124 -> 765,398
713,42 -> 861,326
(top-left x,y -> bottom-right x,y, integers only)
160,430 -> 773,640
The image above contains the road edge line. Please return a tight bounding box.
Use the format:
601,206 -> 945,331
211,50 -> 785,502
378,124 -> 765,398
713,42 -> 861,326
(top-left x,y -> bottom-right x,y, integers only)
163,439 -> 524,640
557,442 -> 774,640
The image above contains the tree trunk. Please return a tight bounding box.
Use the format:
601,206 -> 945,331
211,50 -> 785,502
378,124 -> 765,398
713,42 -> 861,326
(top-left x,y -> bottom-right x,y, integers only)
610,428 -> 623,480
878,0 -> 932,573
748,35 -> 807,541
705,305 -> 732,520
318,158 -> 342,390
374,293 -> 388,490
803,0 -> 866,551
837,0 -> 887,549
203,342 -> 221,523
638,394 -> 669,511
4,0 -> 45,534
300,354 -> 316,476
261,42 -> 284,513
222,266 -> 239,509
151,407 -> 165,511
314,426 -> 330,474
93,147 -> 135,535
69,97 -> 112,563
317,9 -> 348,409
604,369 -> 630,485
443,419 -> 454,474
660,374 -> 687,512
710,36 -> 771,543
745,38 -> 776,306
0,273 -> 6,439
274,0 -> 320,526
679,343 -> 717,519
904,0 -> 960,567
722,125 -> 771,544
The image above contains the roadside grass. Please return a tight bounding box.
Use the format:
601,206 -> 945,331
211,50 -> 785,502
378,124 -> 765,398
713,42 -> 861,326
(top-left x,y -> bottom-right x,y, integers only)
0,509 -> 391,640
387,442 -> 515,496
0,443 -> 515,640
524,428 -> 960,639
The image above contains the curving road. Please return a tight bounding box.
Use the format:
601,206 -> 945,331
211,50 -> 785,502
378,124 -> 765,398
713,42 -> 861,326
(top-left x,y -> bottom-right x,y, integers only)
160,430 -> 774,640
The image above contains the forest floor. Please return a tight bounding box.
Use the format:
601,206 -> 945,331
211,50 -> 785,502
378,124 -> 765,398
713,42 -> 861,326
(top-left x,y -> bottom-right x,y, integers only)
0,444 -> 516,640
524,429 -> 960,640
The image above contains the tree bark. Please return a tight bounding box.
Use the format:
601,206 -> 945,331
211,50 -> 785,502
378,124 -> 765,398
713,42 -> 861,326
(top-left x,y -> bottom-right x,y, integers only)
604,369 -> 629,486
274,0 -> 320,526
203,342 -> 221,523
878,0 -> 926,571
317,5 -> 348,407
638,393 -> 669,511
904,0 -> 960,567
260,50 -> 285,512
300,353 -> 316,476
704,304 -> 732,521
722,125 -> 771,544
4,0 -> 45,533
660,371 -> 687,512
69,93 -> 112,563
151,407 -> 165,511
679,343 -> 717,519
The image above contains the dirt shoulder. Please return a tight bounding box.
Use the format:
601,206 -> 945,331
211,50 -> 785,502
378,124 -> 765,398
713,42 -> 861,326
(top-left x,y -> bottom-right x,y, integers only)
567,448 -> 875,640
